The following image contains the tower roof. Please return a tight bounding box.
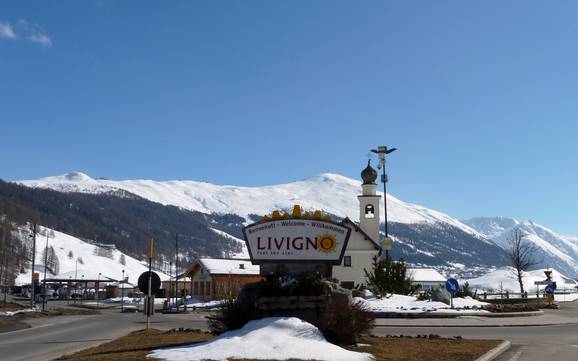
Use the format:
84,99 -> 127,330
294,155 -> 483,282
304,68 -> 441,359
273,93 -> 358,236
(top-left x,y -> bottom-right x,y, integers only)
361,160 -> 377,185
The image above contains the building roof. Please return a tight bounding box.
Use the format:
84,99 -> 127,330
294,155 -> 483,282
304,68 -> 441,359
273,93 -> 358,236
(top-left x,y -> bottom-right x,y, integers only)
45,269 -> 118,282
198,258 -> 260,276
408,268 -> 447,283
340,217 -> 381,250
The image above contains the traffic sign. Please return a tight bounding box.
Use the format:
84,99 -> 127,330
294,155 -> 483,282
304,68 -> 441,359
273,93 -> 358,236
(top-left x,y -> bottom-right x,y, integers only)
445,278 -> 460,294
138,271 -> 161,294
545,284 -> 555,295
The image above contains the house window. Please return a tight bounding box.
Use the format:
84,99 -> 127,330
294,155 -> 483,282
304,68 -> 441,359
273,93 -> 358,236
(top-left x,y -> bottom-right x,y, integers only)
343,256 -> 352,267
340,281 -> 355,289
364,204 -> 375,218
193,281 -> 199,296
205,281 -> 211,296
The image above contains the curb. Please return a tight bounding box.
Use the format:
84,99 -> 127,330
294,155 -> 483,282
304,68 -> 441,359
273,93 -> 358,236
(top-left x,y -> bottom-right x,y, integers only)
372,310 -> 543,319
374,321 -> 578,328
474,340 -> 511,361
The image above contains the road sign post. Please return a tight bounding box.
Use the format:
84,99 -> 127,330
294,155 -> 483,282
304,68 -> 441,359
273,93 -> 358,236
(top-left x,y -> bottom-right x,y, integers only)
445,278 -> 460,309
545,282 -> 556,305
147,239 -> 153,331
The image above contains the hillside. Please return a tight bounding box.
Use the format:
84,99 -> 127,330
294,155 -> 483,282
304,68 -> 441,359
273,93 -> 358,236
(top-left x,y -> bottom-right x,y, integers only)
13,224 -> 170,286
0,180 -> 244,266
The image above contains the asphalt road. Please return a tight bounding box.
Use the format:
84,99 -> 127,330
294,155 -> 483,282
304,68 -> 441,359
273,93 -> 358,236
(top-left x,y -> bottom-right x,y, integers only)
372,301 -> 578,361
373,323 -> 578,361
0,309 -> 208,361
0,302 -> 577,361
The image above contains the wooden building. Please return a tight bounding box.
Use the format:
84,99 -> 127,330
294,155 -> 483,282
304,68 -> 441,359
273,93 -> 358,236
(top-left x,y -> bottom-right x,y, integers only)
185,258 -> 262,301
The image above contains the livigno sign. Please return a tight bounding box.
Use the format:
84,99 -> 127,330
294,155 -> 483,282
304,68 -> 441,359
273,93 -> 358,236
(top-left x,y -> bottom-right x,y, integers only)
243,217 -> 351,264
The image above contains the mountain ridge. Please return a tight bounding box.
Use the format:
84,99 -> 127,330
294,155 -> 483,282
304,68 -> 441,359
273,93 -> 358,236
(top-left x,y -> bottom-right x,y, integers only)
14,171 -> 510,274
463,216 -> 578,278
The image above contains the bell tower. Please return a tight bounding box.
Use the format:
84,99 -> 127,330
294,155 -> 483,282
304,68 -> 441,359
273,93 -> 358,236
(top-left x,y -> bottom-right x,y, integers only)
358,160 -> 381,243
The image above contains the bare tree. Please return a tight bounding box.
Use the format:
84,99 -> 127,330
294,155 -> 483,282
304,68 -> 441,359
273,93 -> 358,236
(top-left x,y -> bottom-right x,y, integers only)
507,228 -> 539,294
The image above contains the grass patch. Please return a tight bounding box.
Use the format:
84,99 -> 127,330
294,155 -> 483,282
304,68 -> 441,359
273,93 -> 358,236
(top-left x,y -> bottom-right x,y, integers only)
0,302 -> 28,312
56,328 -> 211,361
348,335 -> 500,361
0,317 -> 30,333
484,303 -> 557,313
56,329 -> 500,361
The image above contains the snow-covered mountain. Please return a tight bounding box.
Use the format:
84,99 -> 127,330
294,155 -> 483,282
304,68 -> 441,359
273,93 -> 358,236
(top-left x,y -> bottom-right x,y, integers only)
20,172 -> 482,236
17,172 -> 507,271
463,217 -> 578,278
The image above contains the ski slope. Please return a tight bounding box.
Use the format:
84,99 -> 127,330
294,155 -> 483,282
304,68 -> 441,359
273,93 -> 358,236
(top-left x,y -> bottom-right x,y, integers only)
14,225 -> 169,286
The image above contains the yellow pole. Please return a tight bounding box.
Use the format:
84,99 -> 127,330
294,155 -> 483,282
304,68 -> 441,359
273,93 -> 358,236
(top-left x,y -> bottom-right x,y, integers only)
146,238 -> 153,331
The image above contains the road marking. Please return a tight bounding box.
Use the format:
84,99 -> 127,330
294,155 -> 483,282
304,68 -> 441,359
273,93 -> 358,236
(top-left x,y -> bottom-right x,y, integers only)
508,350 -> 523,361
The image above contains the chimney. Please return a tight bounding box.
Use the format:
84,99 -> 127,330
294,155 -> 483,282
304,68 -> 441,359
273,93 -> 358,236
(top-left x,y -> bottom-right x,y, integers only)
239,264 -> 245,269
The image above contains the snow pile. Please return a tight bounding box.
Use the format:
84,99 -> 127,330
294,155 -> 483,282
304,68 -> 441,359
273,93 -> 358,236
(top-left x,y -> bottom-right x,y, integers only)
148,317 -> 374,361
186,298 -> 224,309
451,296 -> 488,308
354,294 -> 488,313
0,308 -> 37,317
466,267 -> 578,293
104,296 -> 135,304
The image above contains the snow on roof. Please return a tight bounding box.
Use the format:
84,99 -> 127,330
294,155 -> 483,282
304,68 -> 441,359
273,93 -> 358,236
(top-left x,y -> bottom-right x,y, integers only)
48,269 -> 118,282
408,268 -> 447,283
198,258 -> 260,275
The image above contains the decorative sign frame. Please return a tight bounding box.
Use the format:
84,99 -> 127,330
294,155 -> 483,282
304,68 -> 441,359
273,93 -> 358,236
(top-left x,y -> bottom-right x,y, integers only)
243,218 -> 351,265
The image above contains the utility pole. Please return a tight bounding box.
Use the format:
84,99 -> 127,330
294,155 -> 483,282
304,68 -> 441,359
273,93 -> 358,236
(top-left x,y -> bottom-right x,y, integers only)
42,231 -> 49,312
175,233 -> 179,313
371,146 -> 397,259
121,269 -> 125,313
74,258 -> 78,303
30,223 -> 37,308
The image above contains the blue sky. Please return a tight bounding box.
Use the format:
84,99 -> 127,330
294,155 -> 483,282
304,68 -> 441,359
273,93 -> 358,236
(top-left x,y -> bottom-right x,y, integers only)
1,1 -> 577,234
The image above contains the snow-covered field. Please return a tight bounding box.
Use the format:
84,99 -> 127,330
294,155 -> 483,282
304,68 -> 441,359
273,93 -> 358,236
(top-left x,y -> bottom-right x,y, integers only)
148,317 -> 373,361
354,294 -> 488,314
465,267 -> 578,294
14,225 -> 169,286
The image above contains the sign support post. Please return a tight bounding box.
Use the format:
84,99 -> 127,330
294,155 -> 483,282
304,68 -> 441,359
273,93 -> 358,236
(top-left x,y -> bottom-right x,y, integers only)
147,239 -> 153,331
445,278 -> 459,309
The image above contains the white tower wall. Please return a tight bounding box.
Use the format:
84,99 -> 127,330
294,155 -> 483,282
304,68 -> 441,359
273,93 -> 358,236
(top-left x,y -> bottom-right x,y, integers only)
358,184 -> 381,243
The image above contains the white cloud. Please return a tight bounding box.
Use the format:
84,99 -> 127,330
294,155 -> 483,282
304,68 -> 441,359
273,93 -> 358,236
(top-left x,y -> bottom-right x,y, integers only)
0,19 -> 52,47
0,21 -> 16,39
28,33 -> 52,47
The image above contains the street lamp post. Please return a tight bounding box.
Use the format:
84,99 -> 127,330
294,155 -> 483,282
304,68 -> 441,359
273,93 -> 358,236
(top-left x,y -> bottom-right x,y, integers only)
29,224 -> 37,308
96,272 -> 101,309
371,146 -> 397,258
74,258 -> 79,303
42,232 -> 49,312
121,269 -> 125,313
